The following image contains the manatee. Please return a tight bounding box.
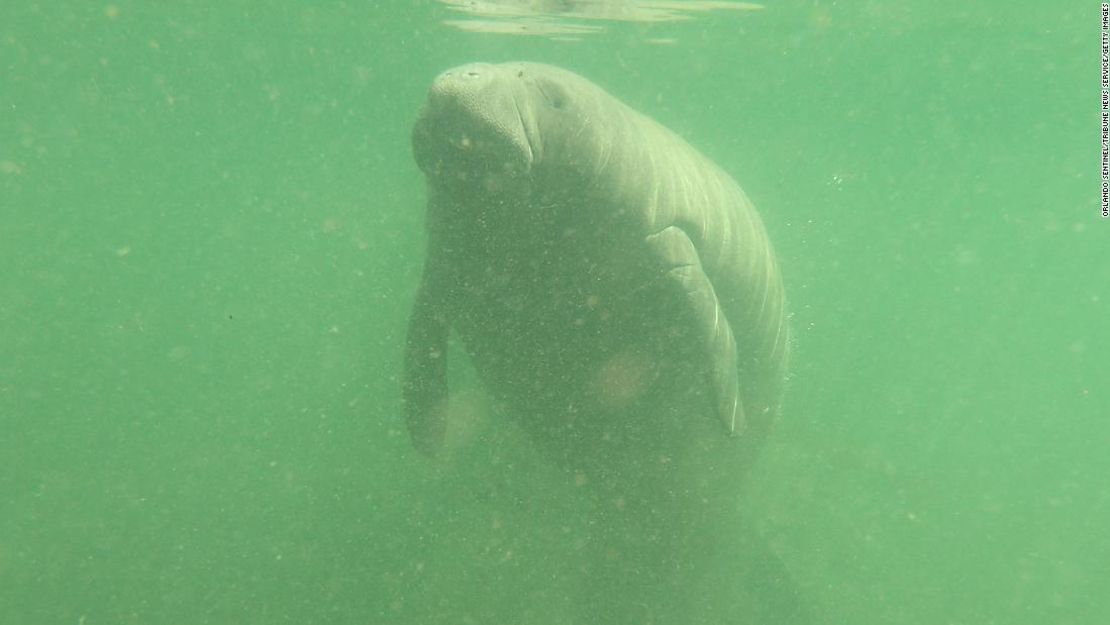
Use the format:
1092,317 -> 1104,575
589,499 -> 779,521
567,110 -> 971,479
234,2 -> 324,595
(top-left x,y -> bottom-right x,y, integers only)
401,62 -> 797,623
404,61 -> 788,458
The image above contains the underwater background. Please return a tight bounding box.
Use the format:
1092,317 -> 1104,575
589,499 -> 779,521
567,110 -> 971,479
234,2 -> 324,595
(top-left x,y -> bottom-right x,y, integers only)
1,2 -> 1104,623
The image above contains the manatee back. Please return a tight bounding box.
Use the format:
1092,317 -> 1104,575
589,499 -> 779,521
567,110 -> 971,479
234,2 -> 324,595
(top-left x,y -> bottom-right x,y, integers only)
513,62 -> 790,429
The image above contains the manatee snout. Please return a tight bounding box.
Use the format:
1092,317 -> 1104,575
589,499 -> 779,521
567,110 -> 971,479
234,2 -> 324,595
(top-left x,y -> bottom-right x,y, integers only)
412,64 -> 534,183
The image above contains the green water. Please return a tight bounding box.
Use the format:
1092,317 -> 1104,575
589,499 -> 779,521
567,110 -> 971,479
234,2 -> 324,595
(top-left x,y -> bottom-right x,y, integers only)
1,2 -> 1104,624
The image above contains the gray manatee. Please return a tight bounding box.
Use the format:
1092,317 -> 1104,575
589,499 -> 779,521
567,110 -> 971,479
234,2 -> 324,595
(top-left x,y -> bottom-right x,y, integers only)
404,61 -> 788,458
402,61 -> 799,624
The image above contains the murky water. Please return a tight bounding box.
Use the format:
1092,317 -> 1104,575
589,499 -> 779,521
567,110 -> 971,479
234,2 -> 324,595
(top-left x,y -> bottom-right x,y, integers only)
1,3 -> 1103,624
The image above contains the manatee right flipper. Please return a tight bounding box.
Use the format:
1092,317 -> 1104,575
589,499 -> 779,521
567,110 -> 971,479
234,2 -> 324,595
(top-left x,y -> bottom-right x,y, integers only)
402,274 -> 451,457
645,225 -> 745,436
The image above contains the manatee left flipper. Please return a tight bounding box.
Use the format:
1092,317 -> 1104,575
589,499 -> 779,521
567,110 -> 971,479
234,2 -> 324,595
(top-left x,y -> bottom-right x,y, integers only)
402,275 -> 451,457
644,225 -> 745,436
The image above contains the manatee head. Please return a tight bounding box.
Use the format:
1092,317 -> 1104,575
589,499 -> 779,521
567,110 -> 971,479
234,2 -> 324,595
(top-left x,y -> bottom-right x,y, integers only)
412,62 -> 583,196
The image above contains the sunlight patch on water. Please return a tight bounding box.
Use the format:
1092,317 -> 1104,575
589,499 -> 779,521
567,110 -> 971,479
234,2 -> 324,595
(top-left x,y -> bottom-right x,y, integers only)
437,0 -> 763,39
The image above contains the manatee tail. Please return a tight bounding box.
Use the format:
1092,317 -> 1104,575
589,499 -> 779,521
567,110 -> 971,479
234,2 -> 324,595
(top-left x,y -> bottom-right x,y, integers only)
734,525 -> 820,625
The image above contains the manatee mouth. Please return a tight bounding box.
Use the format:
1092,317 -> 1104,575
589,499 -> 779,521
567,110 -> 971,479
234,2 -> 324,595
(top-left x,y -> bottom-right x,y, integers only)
412,103 -> 534,185
412,66 -> 535,193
